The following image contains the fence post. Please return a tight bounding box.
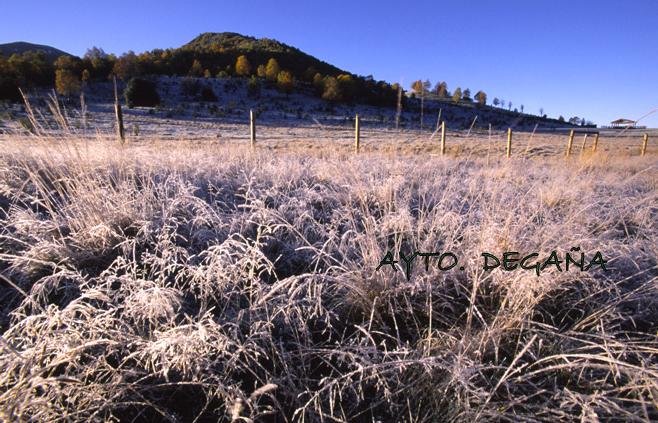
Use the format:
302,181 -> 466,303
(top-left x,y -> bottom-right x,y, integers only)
440,121 -> 446,156
641,133 -> 648,156
506,128 -> 512,158
354,114 -> 360,154
249,109 -> 256,150
566,129 -> 574,157
580,134 -> 588,152
113,76 -> 125,144
592,132 -> 600,152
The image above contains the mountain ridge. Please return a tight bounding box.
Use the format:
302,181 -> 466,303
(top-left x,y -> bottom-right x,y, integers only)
0,41 -> 72,62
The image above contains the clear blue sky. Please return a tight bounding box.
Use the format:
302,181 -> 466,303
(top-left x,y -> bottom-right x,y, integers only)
2,0 -> 658,127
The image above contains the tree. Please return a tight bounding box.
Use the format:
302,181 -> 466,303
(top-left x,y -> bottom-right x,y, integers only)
462,88 -> 472,102
520,104 -> 524,113
321,76 -> 342,102
508,101 -> 512,111
452,87 -> 462,103
54,55 -> 81,97
411,80 -> 424,95
568,116 -> 580,125
83,47 -> 114,79
188,59 -> 203,77
312,73 -> 324,95
493,97 -> 500,107
276,70 -> 294,93
474,90 -> 487,106
55,69 -> 81,97
558,115 -> 565,122
235,55 -> 251,76
203,69 -> 211,78
435,81 -> 448,98
265,58 -> 280,81
113,51 -> 141,80
337,74 -> 356,102
124,78 -> 160,108
256,64 -> 266,78
539,107 -> 544,116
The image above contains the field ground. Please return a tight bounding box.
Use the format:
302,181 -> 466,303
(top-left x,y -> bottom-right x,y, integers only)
0,125 -> 657,422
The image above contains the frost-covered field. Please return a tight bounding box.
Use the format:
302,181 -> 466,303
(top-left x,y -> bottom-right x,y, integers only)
0,135 -> 657,422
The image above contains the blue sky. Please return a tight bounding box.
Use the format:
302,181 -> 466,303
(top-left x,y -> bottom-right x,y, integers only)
2,0 -> 658,127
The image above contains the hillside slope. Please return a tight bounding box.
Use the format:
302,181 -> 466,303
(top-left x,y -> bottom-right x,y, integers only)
0,41 -> 71,62
181,32 -> 346,78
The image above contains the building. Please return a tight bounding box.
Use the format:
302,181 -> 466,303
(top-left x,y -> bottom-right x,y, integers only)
609,118 -> 636,128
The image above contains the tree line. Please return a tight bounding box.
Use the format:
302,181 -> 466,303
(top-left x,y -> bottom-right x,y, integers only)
0,46 -> 400,108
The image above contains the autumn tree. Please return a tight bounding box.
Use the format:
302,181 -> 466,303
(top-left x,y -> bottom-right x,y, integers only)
321,76 -> 342,102
256,64 -> 266,78
312,73 -> 324,95
235,55 -> 251,76
55,69 -> 81,97
276,70 -> 294,93
83,47 -> 114,80
474,90 -> 487,106
188,59 -> 203,77
54,55 -> 81,97
452,87 -> 462,103
113,51 -> 141,80
435,81 -> 448,98
265,58 -> 280,81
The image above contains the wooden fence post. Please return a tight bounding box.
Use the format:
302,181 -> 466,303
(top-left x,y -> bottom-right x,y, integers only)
506,128 -> 512,158
641,133 -> 648,156
440,121 -> 446,156
354,114 -> 360,154
249,109 -> 256,150
592,133 -> 600,152
566,129 -> 574,157
113,76 -> 125,144
580,134 -> 588,152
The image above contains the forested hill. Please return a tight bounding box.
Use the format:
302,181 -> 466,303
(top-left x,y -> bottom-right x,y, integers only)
0,42 -> 71,62
181,32 -> 346,78
0,34 -> 586,125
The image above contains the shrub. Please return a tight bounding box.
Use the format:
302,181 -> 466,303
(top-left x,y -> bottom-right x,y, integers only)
124,78 -> 160,108
181,78 -> 202,98
247,76 -> 261,98
0,77 -> 21,102
200,86 -> 218,102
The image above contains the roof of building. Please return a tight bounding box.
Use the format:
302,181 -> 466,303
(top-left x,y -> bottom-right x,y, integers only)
610,118 -> 635,124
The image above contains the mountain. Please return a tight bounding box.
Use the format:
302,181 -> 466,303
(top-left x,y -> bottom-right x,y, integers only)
0,41 -> 72,62
181,32 -> 347,78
